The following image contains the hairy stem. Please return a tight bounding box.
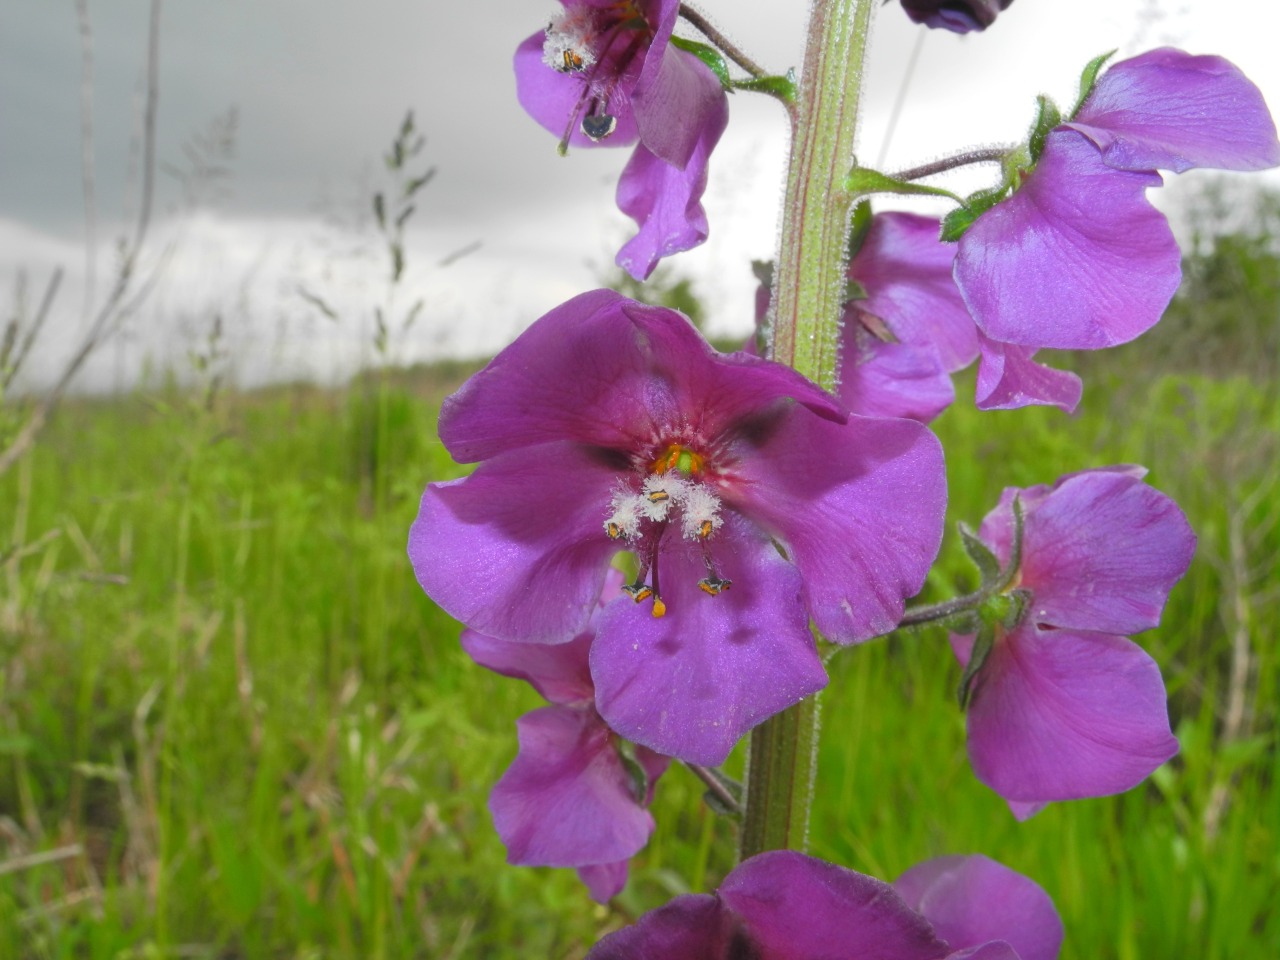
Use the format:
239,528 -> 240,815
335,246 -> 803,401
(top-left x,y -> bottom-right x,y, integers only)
740,0 -> 876,863
678,3 -> 768,79
892,146 -> 1012,182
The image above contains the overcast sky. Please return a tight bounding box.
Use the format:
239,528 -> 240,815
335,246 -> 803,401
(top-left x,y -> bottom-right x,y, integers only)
2,0 -> 1278,390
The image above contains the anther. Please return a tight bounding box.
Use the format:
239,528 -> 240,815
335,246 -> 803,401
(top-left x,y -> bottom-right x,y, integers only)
606,521 -> 624,540
698,577 -> 732,596
647,489 -> 670,504
651,597 -> 667,617
623,583 -> 653,603
697,519 -> 713,539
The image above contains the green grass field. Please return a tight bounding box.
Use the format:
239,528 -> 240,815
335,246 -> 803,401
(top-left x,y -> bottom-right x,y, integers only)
1,323 -> 1277,956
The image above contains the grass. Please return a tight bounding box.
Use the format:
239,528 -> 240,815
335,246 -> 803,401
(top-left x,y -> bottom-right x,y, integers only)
0,338 -> 1276,957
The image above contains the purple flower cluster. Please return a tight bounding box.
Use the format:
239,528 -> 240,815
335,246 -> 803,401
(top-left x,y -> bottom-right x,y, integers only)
411,8 -> 1276,937
515,0 -> 728,280
953,467 -> 1196,817
588,850 -> 1062,959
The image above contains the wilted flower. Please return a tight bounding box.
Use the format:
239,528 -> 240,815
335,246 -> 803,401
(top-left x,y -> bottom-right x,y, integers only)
588,849 -> 1060,959
514,0 -> 728,279
900,0 -> 1014,34
952,466 -> 1196,817
410,290 -> 945,765
463,571 -> 667,902
955,48 -> 1279,408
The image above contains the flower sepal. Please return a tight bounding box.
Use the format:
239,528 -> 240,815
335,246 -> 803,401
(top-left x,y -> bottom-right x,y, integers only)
616,739 -> 654,807
939,185 -> 1008,241
1028,94 -> 1063,162
958,520 -> 1002,586
668,35 -> 733,91
1068,49 -> 1118,118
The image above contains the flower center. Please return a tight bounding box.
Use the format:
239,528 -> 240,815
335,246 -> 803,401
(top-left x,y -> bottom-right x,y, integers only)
603,444 -> 731,617
541,2 -> 650,148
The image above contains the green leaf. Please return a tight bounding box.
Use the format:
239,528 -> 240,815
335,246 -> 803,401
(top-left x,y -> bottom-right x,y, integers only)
845,166 -> 964,205
1028,94 -> 1062,163
733,73 -> 797,102
669,36 -> 732,91
959,521 -> 1002,586
1070,49 -> 1117,119
372,193 -> 386,231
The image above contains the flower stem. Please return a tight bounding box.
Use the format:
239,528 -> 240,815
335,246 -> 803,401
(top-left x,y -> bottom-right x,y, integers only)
892,146 -> 1013,182
767,0 -> 875,392
741,0 -> 876,862
896,589 -> 987,629
678,4 -> 768,79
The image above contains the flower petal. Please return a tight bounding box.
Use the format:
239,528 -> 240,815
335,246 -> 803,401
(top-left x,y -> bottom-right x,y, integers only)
851,212 -> 978,373
578,860 -> 630,904
956,626 -> 1179,813
590,519 -> 826,766
616,69 -> 728,280
513,33 -> 640,150
729,411 -> 946,644
634,45 -> 724,169
408,441 -> 619,644
840,328 -> 957,422
974,335 -> 1082,413
440,291 -> 840,463
956,130 -> 1180,350
978,468 -> 1196,635
461,629 -> 595,706
894,855 -> 1064,960
721,850 -> 950,960
586,894 -> 728,959
491,705 -> 654,866
1067,48 -> 1280,174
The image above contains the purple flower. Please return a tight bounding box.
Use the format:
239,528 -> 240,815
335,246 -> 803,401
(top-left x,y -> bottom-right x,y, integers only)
514,0 -> 728,280
841,212 -> 979,422
900,0 -> 1014,34
587,850 -> 1059,959
952,466 -> 1195,817
587,850 -> 948,960
895,855 -> 1063,960
956,48 -> 1279,408
409,290 -> 946,765
463,571 -> 667,902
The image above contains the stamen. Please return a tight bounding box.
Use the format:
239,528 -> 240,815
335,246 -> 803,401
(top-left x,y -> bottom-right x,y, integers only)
542,8 -> 599,73
698,541 -> 732,596
680,485 -> 723,541
623,583 -> 654,603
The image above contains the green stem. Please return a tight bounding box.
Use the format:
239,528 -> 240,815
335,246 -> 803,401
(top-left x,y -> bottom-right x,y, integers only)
767,0 -> 875,391
740,0 -> 876,862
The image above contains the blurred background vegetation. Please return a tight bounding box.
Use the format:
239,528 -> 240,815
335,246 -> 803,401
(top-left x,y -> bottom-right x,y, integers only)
0,175 -> 1277,958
